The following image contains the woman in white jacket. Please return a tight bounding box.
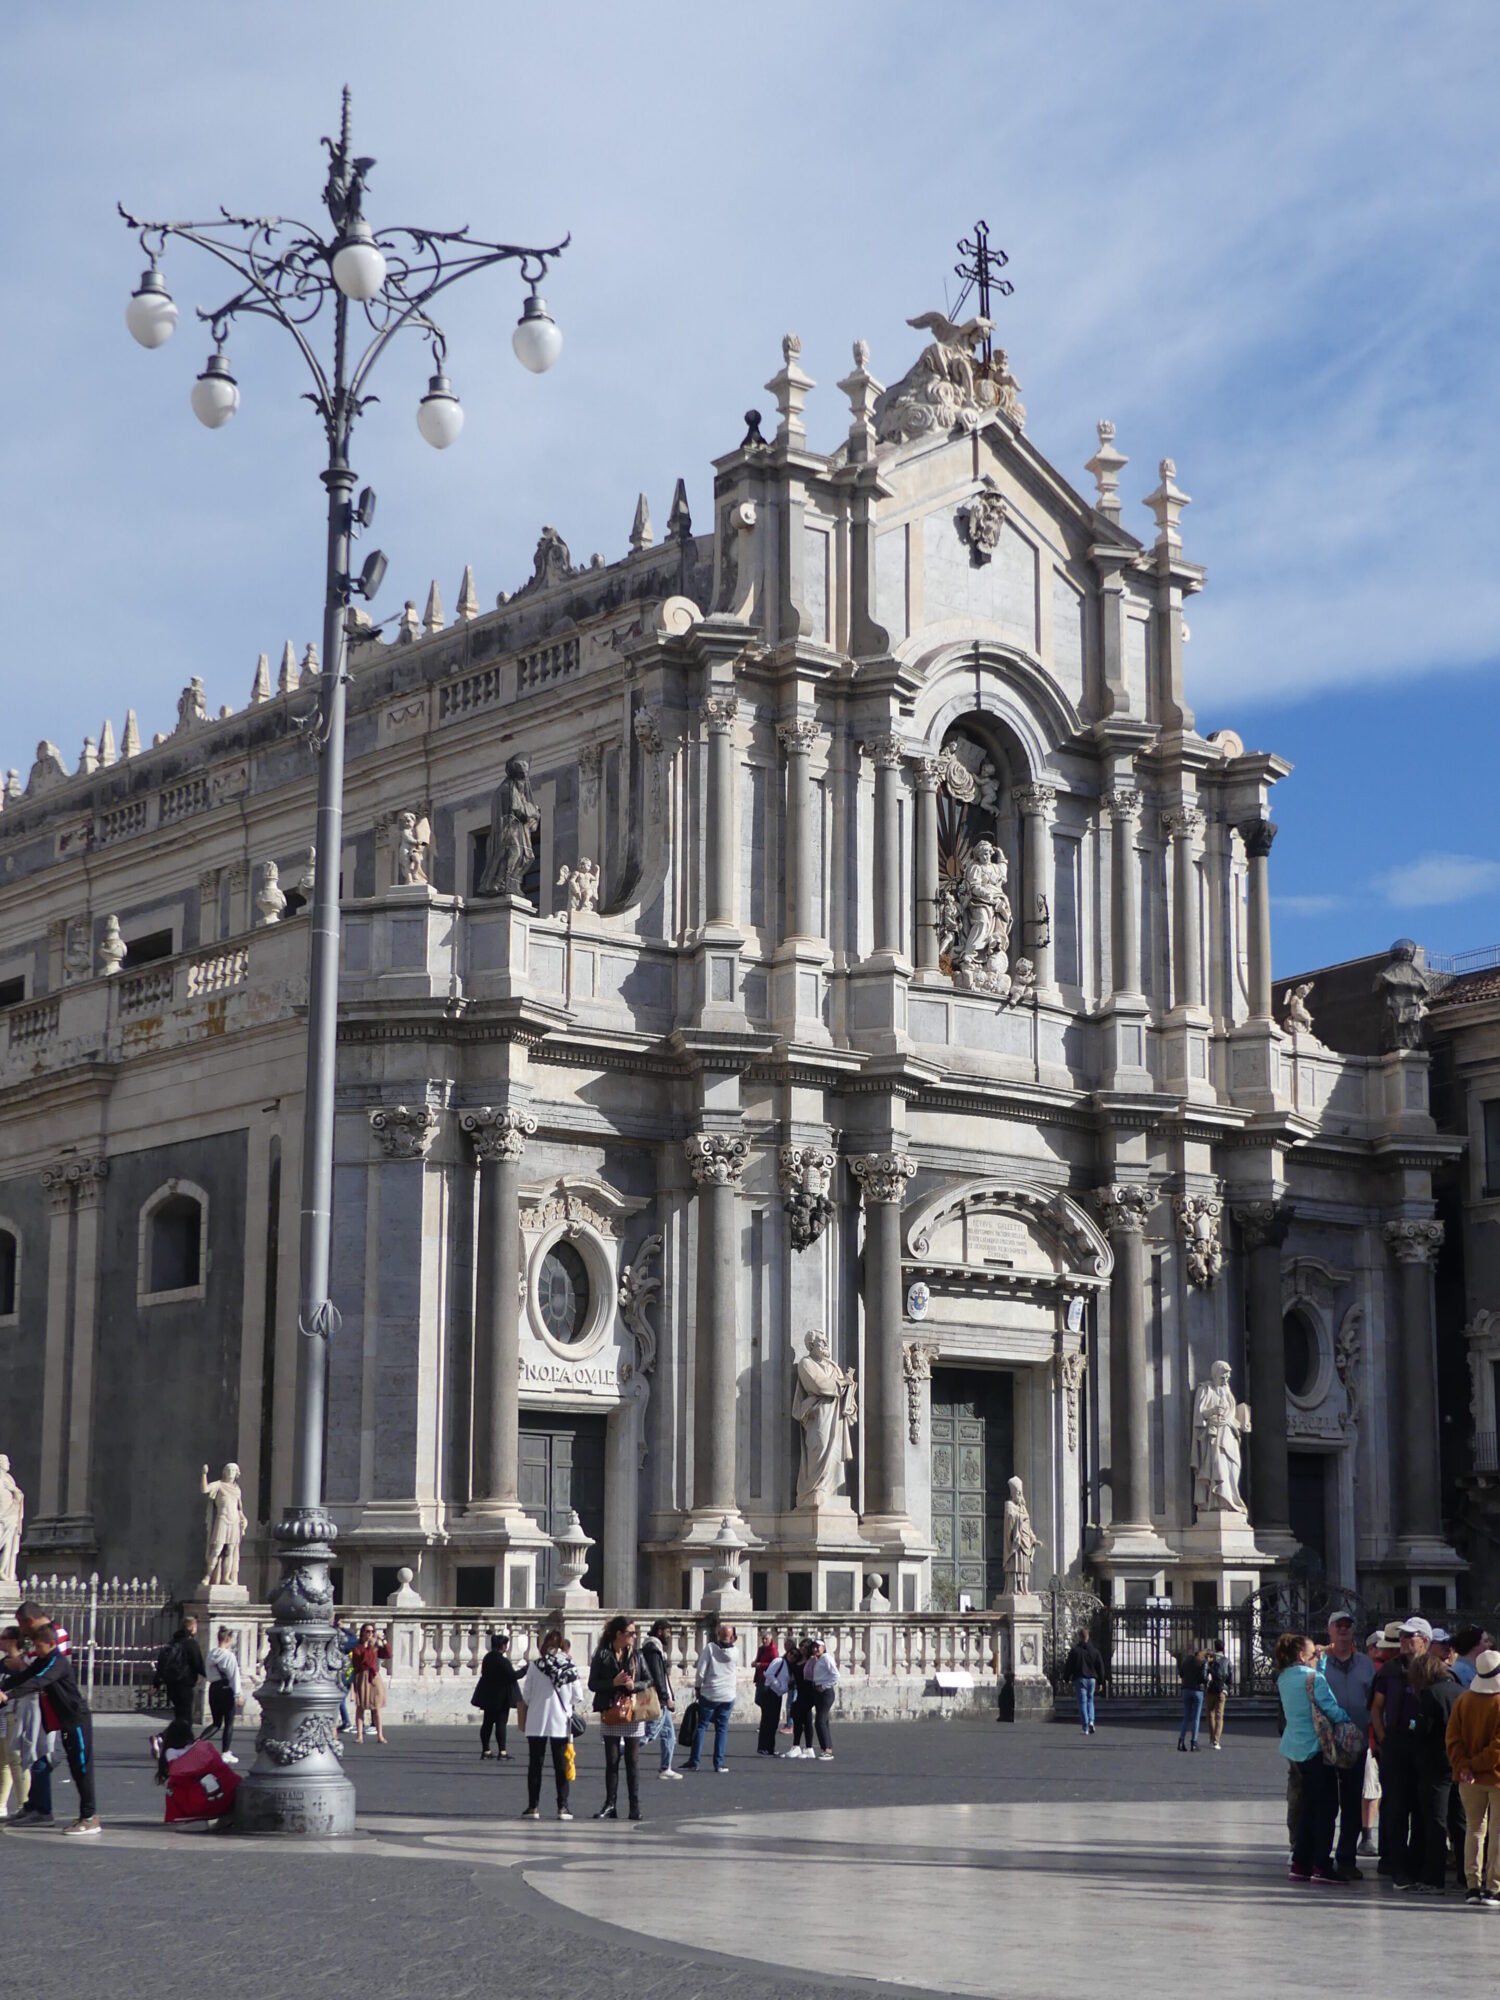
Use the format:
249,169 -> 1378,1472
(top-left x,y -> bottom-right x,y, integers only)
806,1638 -> 839,1760
519,1629 -> 582,1821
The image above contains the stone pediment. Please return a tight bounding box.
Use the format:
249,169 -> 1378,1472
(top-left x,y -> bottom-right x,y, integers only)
905,1177 -> 1112,1290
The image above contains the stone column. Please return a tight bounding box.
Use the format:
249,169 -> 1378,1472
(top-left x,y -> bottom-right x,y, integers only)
461,1108 -> 537,1508
1104,790 -> 1143,997
1164,807 -> 1205,1011
64,1159 -> 109,1522
36,1162 -> 80,1520
778,719 -> 818,940
1014,784 -> 1058,994
1382,1219 -> 1446,1541
1097,1184 -> 1153,1528
911,756 -> 941,975
1236,1201 -> 1292,1538
868,734 -> 905,956
1239,820 -> 1277,1022
704,694 -> 738,928
685,1133 -> 748,1514
850,1152 -> 918,1520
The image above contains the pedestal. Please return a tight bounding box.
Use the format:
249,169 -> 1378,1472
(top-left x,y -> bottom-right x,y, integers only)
0,1581 -> 19,1616
1093,1521 -> 1180,1605
1174,1509 -> 1268,1605
779,1499 -> 877,1613
992,1591 -> 1054,1721
453,1508 -> 552,1611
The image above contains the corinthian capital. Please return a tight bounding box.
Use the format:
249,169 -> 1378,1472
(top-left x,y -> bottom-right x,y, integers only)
702,694 -> 739,736
1012,783 -> 1058,819
1382,1217 -> 1444,1265
1094,1182 -> 1153,1235
369,1105 -> 442,1161
1238,818 -> 1278,859
849,1151 -> 917,1205
1234,1200 -> 1291,1252
1161,806 -> 1205,841
776,718 -> 819,756
1102,789 -> 1142,825
862,733 -> 906,770
685,1132 -> 749,1189
460,1106 -> 538,1163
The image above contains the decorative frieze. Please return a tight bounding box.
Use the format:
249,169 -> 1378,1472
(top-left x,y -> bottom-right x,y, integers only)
460,1107 -> 537,1164
778,1143 -> 838,1251
849,1152 -> 917,1206
684,1132 -> 749,1190
369,1105 -> 442,1161
1382,1217 -> 1444,1264
901,1339 -> 935,1443
1335,1305 -> 1363,1434
1174,1191 -> 1225,1289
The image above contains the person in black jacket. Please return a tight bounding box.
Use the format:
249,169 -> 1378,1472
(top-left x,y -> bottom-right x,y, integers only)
157,1614 -> 207,1730
1408,1650 -> 1462,1894
473,1631 -> 522,1760
588,1616 -> 652,1821
0,1623 -> 100,1836
1061,1629 -> 1106,1735
1178,1646 -> 1208,1752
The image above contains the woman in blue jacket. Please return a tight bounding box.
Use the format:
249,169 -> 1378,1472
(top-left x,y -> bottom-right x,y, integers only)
1276,1630 -> 1351,1883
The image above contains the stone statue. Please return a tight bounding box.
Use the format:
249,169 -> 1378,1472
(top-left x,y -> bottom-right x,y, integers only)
175,678 -> 208,732
201,1461 -> 248,1588
394,811 -> 431,887
254,861 -> 287,927
1283,980 -> 1316,1037
1190,1361 -> 1251,1515
1375,942 -> 1431,1052
939,840 -> 1028,1000
792,1330 -> 858,1508
0,1454 -> 24,1585
875,312 -> 994,443
1002,1476 -> 1038,1594
97,914 -> 127,977
476,756 -> 540,899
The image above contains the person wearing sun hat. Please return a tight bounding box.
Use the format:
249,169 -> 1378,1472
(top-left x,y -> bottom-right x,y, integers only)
1372,1615 -> 1431,1881
1444,1648 -> 1500,1906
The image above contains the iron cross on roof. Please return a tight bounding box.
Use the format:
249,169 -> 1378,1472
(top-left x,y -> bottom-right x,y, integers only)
952,220 -> 1013,373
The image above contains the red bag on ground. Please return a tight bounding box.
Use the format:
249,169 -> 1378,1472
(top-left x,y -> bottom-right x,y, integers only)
164,1740 -> 241,1823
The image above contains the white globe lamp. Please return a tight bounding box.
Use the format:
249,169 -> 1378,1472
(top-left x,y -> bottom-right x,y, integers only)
331,221 -> 387,303
512,292 -> 562,374
126,267 -> 178,349
190,350 -> 241,429
416,373 -> 463,449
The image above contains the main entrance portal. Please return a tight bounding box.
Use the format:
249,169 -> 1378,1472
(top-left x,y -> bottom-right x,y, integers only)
930,1368 -> 1014,1608
519,1410 -> 607,1598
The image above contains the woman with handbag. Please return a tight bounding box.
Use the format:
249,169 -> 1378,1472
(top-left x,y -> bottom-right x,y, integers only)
1275,1630 -> 1354,1884
519,1628 -> 582,1820
589,1615 -> 652,1821
351,1623 -> 391,1746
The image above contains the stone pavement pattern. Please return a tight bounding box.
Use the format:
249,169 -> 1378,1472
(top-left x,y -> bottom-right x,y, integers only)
5,1721 -> 1492,1997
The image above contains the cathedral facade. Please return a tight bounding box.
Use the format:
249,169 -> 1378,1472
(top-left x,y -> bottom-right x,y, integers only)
0,312 -> 1463,1616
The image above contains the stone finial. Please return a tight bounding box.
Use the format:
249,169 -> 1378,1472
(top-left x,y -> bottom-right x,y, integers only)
98,719 -> 117,767
4,770 -> 20,804
1085,420 -> 1128,524
456,564 -> 479,622
766,331 -> 815,447
25,742 -> 67,795
398,600 -> 421,644
667,479 -> 692,542
301,642 -> 321,680
97,914 -> 127,978
122,710 -> 142,758
78,737 -> 99,775
254,861 -> 286,927
1144,456 -> 1190,552
837,338 -> 885,462
278,641 -> 299,694
250,653 -> 271,703
297,846 -> 317,894
422,580 -> 444,635
629,492 -> 654,553
218,703 -> 232,718
174,678 -> 209,734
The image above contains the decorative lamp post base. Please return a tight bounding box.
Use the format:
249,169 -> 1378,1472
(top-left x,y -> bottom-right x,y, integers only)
232,1508 -> 356,1837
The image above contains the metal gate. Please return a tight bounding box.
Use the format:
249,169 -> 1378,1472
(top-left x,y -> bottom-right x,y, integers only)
14,1572 -> 177,1711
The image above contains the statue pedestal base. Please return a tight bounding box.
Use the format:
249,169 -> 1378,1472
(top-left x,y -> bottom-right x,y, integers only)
990,1592 -> 1053,1721
197,1582 -> 251,1608
1174,1511 -> 1267,1604
0,1581 -> 19,1615
781,1500 -> 877,1613
1092,1520 -> 1179,1605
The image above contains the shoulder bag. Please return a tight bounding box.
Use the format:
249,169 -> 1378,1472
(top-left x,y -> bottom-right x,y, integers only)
1307,1672 -> 1364,1769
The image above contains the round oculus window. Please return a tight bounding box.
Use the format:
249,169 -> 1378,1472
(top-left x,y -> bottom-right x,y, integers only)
538,1240 -> 592,1345
1283,1311 -> 1317,1398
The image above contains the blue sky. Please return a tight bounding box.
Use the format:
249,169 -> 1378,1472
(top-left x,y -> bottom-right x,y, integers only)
3,2 -> 1495,973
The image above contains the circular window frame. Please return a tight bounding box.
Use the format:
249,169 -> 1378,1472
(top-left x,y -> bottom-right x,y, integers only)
1283,1301 -> 1333,1410
525,1222 -> 613,1360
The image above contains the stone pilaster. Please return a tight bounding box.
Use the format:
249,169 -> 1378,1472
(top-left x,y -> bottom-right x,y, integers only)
29,1157 -> 108,1567
1013,783 -> 1058,997
867,735 -> 906,959
1235,1200 -> 1294,1550
1163,806 -> 1205,1013
849,1152 -> 918,1535
685,1133 -> 749,1518
703,694 -> 739,930
1091,1183 -> 1176,1595
911,755 -> 941,978
1382,1219 -> 1446,1545
1239,820 -> 1277,1023
461,1108 -> 537,1512
770,718 -> 830,1042
1104,791 -> 1143,998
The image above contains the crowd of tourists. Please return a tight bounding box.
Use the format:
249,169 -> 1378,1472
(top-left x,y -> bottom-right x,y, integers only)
1275,1612 -> 1500,1904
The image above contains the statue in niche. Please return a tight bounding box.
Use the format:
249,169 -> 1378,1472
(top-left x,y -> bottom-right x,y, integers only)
201,1462 -> 249,1588
1190,1362 -> 1251,1516
792,1331 -> 858,1508
1374,942 -> 1431,1052
476,756 -> 540,899
1002,1476 -> 1037,1595
939,840 -> 1022,998
394,811 -> 431,888
0,1454 -> 24,1585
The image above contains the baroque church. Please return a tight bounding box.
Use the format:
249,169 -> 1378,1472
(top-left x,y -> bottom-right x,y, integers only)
0,301 -> 1462,1618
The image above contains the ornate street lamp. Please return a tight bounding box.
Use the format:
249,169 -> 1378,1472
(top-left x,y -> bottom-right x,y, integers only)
120,87 -> 567,1836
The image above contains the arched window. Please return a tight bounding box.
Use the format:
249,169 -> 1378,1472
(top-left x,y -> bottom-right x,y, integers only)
0,1223 -> 18,1322
139,1180 -> 209,1303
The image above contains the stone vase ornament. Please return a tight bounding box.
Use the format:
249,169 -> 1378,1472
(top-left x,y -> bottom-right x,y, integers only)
97,915 -> 127,977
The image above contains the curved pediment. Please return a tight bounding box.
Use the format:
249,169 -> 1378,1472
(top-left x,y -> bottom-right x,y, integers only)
905,1176 -> 1112,1287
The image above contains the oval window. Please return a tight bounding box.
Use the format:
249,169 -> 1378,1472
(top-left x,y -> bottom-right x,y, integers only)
538,1240 -> 591,1345
1283,1310 -> 1317,1398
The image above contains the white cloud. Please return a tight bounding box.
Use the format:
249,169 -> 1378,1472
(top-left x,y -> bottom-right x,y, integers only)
1377,854 -> 1500,909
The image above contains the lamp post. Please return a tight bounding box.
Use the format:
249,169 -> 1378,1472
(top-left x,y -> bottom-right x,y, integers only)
121,87 -> 567,1835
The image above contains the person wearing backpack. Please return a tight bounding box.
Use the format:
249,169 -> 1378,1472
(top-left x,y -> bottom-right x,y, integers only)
155,1614 -> 206,1730
1203,1643 -> 1229,1750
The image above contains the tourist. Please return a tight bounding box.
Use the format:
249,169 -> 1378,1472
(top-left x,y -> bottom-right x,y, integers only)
1320,1611 -> 1376,1878
686,1621 -> 739,1774
1405,1647 -> 1461,1896
202,1626 -> 243,1764
753,1629 -> 783,1756
589,1614 -> 650,1820
1451,1625 -> 1488,1690
519,1627 -> 580,1822
1372,1615 -> 1429,1882
806,1638 -> 839,1759
154,1611 -> 206,1733
1203,1640 -> 1229,1749
1444,1645 -> 1500,1906
14,1598 -> 68,1822
1061,1627 -> 1105,1735
0,1621 -> 101,1836
641,1618 -> 682,1781
779,1628 -> 798,1737
1177,1644 -> 1207,1753
0,1626 -> 39,1818
473,1630 -> 521,1760
786,1638 -> 818,1758
1275,1630 -> 1351,1884
351,1622 -> 390,1744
